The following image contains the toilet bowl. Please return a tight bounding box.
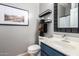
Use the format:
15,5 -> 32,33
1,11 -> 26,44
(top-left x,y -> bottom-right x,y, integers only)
27,44 -> 40,56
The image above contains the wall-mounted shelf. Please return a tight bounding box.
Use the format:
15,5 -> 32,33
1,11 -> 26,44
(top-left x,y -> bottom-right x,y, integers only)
39,9 -> 52,17
45,19 -> 52,23
40,19 -> 52,23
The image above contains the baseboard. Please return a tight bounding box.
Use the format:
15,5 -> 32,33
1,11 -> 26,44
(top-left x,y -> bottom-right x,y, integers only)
17,52 -> 27,56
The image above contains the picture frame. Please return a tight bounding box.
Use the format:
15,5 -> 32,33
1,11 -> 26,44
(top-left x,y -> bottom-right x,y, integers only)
0,4 -> 29,26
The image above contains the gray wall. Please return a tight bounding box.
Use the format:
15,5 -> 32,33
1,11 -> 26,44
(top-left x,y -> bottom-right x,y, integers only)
0,3 -> 39,56
39,3 -> 54,37
58,4 -> 65,18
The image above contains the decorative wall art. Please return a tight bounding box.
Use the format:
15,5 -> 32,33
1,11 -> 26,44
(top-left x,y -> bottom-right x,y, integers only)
0,4 -> 29,26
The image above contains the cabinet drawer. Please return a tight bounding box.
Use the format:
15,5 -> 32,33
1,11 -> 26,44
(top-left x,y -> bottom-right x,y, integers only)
41,42 -> 66,56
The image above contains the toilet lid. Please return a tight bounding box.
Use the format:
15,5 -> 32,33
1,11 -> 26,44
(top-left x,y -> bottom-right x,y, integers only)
28,45 -> 40,51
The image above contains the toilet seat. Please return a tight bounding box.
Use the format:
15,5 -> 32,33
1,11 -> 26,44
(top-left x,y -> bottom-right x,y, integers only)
28,45 -> 40,50
27,44 -> 40,54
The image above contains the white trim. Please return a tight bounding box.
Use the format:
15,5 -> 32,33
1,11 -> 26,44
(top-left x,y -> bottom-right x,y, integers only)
17,52 -> 27,56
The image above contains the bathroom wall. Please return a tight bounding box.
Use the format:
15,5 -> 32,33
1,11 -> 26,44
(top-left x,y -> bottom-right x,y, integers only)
39,3 -> 54,37
0,3 -> 39,56
64,4 -> 71,16
58,4 -> 71,17
58,4 -> 65,18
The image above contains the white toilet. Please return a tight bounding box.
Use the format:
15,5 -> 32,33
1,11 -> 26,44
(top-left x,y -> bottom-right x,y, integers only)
27,44 -> 41,56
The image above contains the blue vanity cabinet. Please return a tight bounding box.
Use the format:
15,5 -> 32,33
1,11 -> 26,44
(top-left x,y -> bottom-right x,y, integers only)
41,42 -> 66,56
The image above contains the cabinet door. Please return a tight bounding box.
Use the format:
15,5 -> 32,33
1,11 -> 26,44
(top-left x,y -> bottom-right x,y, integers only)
70,8 -> 78,28
41,51 -> 48,56
41,42 -> 66,56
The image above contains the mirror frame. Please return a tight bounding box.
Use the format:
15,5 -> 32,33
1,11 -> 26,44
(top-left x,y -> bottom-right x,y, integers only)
54,3 -> 79,33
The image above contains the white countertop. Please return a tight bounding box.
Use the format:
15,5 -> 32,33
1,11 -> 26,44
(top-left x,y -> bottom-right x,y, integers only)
39,36 -> 79,56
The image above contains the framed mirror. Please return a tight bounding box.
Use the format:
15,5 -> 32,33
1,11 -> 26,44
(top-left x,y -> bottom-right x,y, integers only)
54,3 -> 79,33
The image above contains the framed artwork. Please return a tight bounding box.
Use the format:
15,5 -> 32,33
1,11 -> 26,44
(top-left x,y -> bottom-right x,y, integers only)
0,4 -> 29,26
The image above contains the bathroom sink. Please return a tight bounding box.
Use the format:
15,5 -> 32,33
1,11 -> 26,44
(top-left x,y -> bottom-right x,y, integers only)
48,36 -> 79,50
53,40 -> 79,53
52,40 -> 77,50
61,40 -> 70,43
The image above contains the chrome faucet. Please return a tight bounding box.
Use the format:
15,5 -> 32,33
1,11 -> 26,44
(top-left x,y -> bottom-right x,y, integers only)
62,34 -> 66,38
62,34 -> 70,43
